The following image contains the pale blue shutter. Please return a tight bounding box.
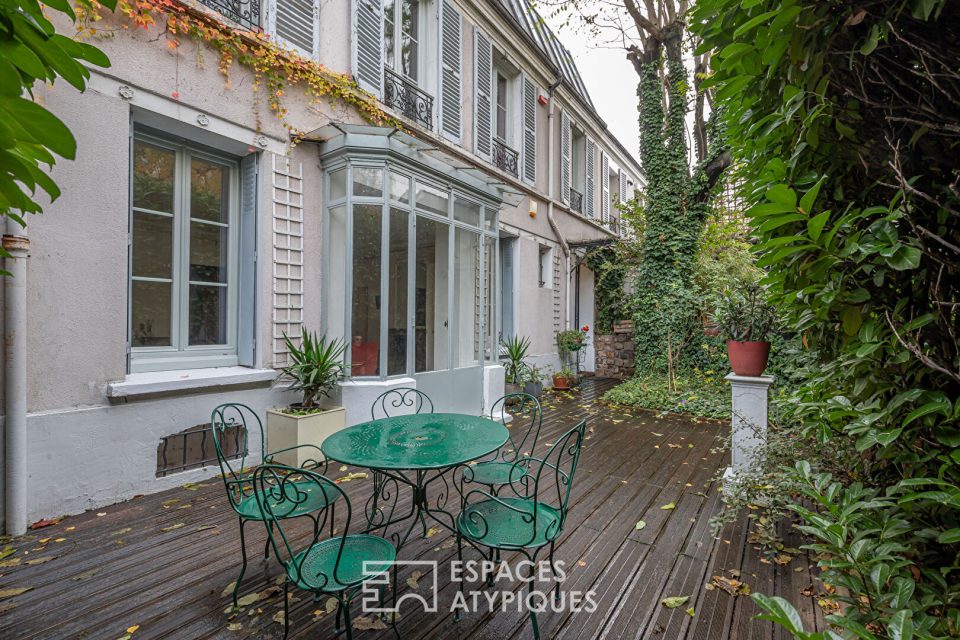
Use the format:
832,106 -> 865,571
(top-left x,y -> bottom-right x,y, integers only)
353,0 -> 383,97
275,0 -> 318,58
584,137 -> 595,217
601,152 -> 610,222
439,1 -> 462,139
238,153 -> 258,367
522,76 -> 537,185
474,27 -> 493,160
560,111 -> 570,204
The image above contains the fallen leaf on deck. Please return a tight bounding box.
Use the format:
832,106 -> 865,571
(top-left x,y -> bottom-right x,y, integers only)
0,559 -> 20,568
353,616 -> 388,630
221,581 -> 237,597
311,609 -> 326,618
197,525 -> 218,532
227,622 -> 242,631
66,526 -> 75,531
661,596 -> 689,609
406,570 -> 423,590
773,554 -> 792,565
161,499 -> 180,508
335,473 -> 368,483
0,588 -> 32,599
425,527 -> 441,538
667,444 -> 681,448
112,528 -> 132,537
686,607 -> 695,616
272,611 -> 285,624
634,521 -> 646,530
236,593 -> 260,607
339,465 -> 348,471
577,560 -> 586,567
325,597 -> 338,613
0,547 -> 14,561
660,502 -> 676,511
160,523 -> 185,532
711,575 -> 751,596
29,518 -> 61,529
96,513 -> 107,517
73,568 -> 100,581
54,538 -> 66,543
25,556 -> 55,566
126,625 -> 140,634
0,602 -> 17,615
651,432 -> 663,437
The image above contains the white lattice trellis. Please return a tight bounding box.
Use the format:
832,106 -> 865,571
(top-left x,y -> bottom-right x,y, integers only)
552,252 -> 561,335
271,155 -> 304,367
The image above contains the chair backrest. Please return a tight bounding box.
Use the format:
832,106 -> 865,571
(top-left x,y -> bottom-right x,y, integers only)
371,387 -> 434,420
253,464 -> 354,591
210,403 -> 264,514
511,419 -> 587,543
489,393 -> 542,463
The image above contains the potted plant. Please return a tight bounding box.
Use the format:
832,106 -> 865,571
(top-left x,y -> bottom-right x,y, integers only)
522,364 -> 546,398
502,335 -> 532,396
267,329 -> 348,467
552,366 -> 575,391
712,285 -> 777,377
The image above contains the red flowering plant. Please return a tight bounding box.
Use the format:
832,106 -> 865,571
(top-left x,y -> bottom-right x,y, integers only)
556,326 -> 590,353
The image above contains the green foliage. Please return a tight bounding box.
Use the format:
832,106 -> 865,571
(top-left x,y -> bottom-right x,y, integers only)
603,369 -> 729,419
0,0 -> 115,232
501,335 -> 532,385
692,0 -> 960,635
712,284 -> 778,342
278,329 -> 346,410
585,246 -> 630,334
692,213 -> 761,315
556,328 -> 588,354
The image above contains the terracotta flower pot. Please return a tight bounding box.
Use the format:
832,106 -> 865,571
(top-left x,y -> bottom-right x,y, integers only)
552,374 -> 572,390
726,340 -> 771,377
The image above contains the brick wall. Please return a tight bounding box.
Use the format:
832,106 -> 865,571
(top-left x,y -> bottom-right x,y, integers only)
595,320 -> 636,379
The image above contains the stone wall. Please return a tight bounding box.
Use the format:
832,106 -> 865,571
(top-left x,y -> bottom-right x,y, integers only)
595,320 -> 636,379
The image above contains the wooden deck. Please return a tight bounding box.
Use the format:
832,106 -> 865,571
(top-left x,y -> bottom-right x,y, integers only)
0,379 -> 827,639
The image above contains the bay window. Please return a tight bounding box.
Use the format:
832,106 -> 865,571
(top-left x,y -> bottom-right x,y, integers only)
324,161 -> 499,379
129,134 -> 240,372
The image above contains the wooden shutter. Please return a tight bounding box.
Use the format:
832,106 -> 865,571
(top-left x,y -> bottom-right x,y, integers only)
274,0 -> 319,58
560,110 -> 571,204
522,76 -> 537,184
601,152 -> 610,222
474,27 -> 493,159
439,0 -> 462,139
585,137 -> 595,218
353,0 -> 383,97
619,168 -> 628,203
238,153 -> 258,367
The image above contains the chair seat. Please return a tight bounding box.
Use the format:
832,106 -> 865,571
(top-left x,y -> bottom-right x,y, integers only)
236,480 -> 339,521
457,497 -> 561,549
468,461 -> 526,486
287,534 -> 396,592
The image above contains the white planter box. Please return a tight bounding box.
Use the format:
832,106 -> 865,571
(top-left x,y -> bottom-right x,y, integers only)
265,406 -> 346,467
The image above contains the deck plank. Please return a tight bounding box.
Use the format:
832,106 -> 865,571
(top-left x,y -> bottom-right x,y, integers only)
0,378 -> 825,640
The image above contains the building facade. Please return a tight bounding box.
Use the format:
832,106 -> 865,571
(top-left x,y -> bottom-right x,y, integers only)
1,0 -> 642,529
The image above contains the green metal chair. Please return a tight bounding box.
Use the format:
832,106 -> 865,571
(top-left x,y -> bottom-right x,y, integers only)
253,464 -> 398,640
370,387 -> 433,420
455,419 -> 587,639
467,393 -> 542,493
210,403 -> 339,607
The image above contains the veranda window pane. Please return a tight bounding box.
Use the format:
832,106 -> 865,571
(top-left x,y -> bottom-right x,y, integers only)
131,280 -> 172,347
388,208 -> 409,375
190,221 -> 228,283
189,284 -> 227,345
329,168 -> 347,202
484,236 -> 496,361
390,172 -> 411,204
190,158 -> 229,223
415,216 -> 449,372
416,182 -> 447,216
452,227 -> 480,368
483,206 -> 497,232
326,205 -> 348,343
133,141 -> 175,213
453,197 -> 481,227
353,167 -> 384,198
132,212 -> 172,279
351,204 -> 382,376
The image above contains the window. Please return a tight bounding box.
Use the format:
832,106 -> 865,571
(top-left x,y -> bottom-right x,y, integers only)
384,0 -> 421,81
495,73 -> 508,141
324,162 -> 499,379
539,244 -> 553,289
130,135 -> 240,372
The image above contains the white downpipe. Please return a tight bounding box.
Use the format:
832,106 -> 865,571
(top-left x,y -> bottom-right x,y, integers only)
4,221 -> 29,535
545,80 -> 571,332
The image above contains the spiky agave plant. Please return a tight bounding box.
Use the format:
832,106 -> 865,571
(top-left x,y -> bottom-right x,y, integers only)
278,329 -> 347,410
501,335 -> 531,384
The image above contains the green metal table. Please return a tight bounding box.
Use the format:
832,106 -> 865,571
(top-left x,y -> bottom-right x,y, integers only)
321,413 -> 509,550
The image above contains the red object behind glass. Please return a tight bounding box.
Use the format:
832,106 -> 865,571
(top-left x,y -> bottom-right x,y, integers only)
351,340 -> 379,376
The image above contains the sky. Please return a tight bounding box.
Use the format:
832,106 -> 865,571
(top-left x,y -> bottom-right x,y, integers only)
545,16 -> 643,165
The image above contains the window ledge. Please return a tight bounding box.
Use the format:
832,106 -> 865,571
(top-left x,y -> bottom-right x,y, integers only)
106,366 -> 277,399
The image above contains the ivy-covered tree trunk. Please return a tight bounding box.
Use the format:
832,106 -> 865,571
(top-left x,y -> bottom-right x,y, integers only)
631,30 -> 724,378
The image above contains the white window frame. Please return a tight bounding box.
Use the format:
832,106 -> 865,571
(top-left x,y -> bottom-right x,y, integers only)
129,132 -> 241,374
538,244 -> 554,289
384,0 -> 425,82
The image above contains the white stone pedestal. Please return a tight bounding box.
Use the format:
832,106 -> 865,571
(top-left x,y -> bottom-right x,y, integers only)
722,373 -> 775,495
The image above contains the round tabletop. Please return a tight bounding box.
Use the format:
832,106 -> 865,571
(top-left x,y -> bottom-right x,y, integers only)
321,413 -> 509,471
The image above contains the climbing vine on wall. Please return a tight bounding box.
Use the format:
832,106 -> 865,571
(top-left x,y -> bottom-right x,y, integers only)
585,246 -> 631,334
75,0 -> 399,141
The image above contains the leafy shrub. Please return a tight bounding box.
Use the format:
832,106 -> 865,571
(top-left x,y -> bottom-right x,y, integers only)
692,0 -> 960,636
604,369 -> 730,419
